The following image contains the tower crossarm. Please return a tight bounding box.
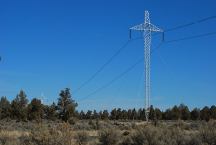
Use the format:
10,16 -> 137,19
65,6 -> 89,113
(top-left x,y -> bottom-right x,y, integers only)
130,23 -> 163,32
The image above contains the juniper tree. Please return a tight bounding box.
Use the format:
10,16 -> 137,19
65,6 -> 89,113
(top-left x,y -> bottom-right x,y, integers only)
11,90 -> 28,121
27,98 -> 43,121
200,106 -> 210,121
191,108 -> 200,120
0,96 -> 11,119
57,88 -> 77,121
179,104 -> 191,120
210,105 -> 216,119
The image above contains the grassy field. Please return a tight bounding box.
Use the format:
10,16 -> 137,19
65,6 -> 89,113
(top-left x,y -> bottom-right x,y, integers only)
0,119 -> 215,145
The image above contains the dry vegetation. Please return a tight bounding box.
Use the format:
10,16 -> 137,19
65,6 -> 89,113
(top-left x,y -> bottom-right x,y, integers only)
0,120 -> 215,145
1,89 -> 216,144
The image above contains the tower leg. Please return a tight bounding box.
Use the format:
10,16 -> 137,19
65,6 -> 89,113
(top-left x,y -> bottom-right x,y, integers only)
144,23 -> 151,122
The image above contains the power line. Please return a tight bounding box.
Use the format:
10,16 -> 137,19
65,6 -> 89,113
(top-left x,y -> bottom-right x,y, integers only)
78,30 -> 216,102
151,14 -> 216,37
73,39 -> 131,94
164,15 -> 216,32
165,31 -> 216,43
73,37 -> 142,94
78,42 -> 164,102
73,14 -> 216,95
78,58 -> 143,102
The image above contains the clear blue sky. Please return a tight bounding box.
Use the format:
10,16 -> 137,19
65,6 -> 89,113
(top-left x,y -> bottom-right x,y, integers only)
0,0 -> 216,111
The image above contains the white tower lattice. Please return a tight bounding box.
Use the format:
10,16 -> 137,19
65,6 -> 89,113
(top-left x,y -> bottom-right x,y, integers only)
130,11 -> 163,121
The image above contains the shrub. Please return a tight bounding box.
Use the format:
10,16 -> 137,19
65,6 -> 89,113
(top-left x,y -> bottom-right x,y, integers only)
120,136 -> 134,145
122,131 -> 130,136
75,131 -> 89,145
125,124 -> 203,145
29,123 -> 74,145
199,120 -> 216,145
68,117 -> 77,125
130,126 -> 163,145
99,129 -> 120,145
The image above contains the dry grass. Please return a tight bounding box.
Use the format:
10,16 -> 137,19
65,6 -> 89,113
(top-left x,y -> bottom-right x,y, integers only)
0,120 -> 215,145
0,130 -> 29,139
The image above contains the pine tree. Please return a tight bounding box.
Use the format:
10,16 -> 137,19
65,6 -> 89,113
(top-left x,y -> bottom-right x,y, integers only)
131,108 -> 138,120
110,108 -> 117,120
140,108 -> 146,120
121,110 -> 128,120
210,105 -> 216,119
101,110 -> 109,120
27,98 -> 43,121
191,108 -> 200,120
127,109 -> 132,120
200,106 -> 210,121
163,109 -> 172,120
116,108 -> 122,120
171,105 -> 181,120
0,96 -> 11,119
11,90 -> 28,121
57,88 -> 78,121
149,105 -> 155,120
179,104 -> 190,120
86,110 -> 92,119
137,109 -> 142,120
155,108 -> 162,120
44,102 -> 58,120
93,110 -> 99,119
79,110 -> 86,120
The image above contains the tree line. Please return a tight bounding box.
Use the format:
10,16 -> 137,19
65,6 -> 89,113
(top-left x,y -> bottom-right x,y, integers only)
0,88 -> 216,122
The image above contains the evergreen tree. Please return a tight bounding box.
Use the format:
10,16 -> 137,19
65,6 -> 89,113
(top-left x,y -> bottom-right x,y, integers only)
131,108 -> 138,120
101,110 -> 109,120
171,105 -> 181,120
79,110 -> 86,120
44,102 -> 58,120
99,111 -> 103,119
11,90 -> 28,121
86,110 -> 92,119
149,105 -> 155,120
110,108 -> 117,120
210,105 -> 216,119
93,110 -> 99,119
0,96 -> 11,119
139,108 -> 146,120
137,109 -> 142,120
179,104 -> 190,120
116,108 -> 122,120
191,108 -> 200,120
121,110 -> 128,120
163,109 -> 172,120
127,109 -> 132,120
27,98 -> 43,121
155,108 -> 162,120
200,106 -> 210,121
57,88 -> 78,121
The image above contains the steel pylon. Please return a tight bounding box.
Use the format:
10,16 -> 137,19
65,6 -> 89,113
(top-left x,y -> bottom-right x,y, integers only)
130,11 -> 163,122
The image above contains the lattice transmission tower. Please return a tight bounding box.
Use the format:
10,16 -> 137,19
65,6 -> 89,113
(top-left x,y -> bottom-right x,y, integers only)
130,11 -> 163,121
